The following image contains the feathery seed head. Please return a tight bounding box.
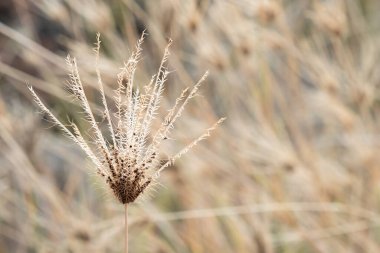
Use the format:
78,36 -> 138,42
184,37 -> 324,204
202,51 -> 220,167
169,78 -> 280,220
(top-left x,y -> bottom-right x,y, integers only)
29,32 -> 225,204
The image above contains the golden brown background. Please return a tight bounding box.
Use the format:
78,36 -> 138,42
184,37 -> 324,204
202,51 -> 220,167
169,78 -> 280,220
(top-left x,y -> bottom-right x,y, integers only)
1,0 -> 380,252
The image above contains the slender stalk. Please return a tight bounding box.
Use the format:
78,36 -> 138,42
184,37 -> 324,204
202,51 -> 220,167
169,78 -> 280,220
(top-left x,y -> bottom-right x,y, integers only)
125,204 -> 128,253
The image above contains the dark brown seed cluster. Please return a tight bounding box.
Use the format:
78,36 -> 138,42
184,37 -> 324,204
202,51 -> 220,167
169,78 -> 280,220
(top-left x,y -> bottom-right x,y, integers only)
97,146 -> 154,204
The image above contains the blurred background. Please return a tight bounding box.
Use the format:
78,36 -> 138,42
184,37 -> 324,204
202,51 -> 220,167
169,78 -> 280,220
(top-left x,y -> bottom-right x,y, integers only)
1,0 -> 380,252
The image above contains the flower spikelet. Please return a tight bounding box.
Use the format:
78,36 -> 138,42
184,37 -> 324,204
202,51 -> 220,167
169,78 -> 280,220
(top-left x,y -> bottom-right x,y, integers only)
29,32 -> 225,204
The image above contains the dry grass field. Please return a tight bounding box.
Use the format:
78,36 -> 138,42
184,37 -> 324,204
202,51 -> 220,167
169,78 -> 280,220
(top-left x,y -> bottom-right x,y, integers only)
1,0 -> 380,252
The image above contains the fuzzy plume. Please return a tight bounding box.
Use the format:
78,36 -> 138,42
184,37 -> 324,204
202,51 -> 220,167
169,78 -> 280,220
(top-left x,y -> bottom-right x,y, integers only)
29,33 -> 224,204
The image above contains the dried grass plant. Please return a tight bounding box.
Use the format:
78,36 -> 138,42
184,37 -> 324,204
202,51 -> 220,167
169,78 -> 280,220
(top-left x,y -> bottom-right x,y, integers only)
2,0 -> 380,252
28,32 -> 224,253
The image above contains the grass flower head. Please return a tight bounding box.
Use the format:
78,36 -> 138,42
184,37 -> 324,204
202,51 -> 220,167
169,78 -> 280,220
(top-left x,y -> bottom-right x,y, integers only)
29,32 -> 225,204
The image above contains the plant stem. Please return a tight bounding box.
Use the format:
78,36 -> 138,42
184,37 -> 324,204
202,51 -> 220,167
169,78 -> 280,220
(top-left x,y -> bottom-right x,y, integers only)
125,204 -> 128,253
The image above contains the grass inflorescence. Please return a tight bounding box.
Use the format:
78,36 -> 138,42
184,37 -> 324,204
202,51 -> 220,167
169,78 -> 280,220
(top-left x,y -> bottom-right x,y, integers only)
29,32 -> 224,204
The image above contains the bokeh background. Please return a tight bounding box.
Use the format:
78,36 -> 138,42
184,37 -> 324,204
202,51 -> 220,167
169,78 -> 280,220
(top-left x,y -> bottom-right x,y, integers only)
1,0 -> 380,252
